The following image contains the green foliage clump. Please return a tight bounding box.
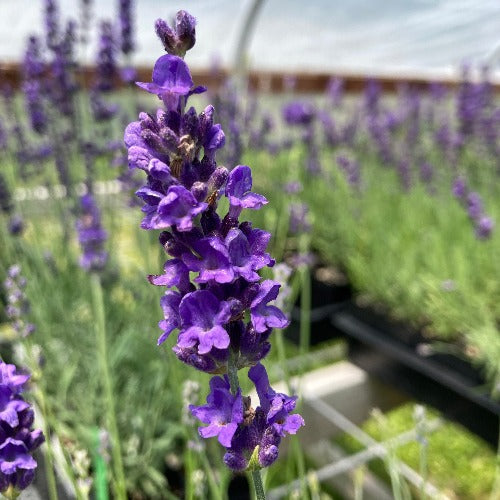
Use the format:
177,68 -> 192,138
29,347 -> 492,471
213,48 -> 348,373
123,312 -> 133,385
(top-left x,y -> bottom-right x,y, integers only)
337,403 -> 497,499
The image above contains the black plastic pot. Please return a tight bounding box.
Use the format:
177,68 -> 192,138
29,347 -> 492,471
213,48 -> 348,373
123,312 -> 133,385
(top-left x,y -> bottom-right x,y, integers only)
331,302 -> 500,447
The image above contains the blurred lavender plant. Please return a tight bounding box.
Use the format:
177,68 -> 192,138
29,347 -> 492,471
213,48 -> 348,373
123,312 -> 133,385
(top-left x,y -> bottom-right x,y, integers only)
22,37 -> 48,135
452,176 -> 494,240
118,0 -> 135,57
124,10 -> 303,483
91,21 -> 119,124
282,101 -> 321,174
336,154 -> 360,188
76,194 -> 108,271
4,266 -> 35,339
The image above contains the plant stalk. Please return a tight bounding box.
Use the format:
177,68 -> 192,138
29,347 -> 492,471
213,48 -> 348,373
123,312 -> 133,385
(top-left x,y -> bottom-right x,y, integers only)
90,273 -> 127,500
251,470 -> 266,500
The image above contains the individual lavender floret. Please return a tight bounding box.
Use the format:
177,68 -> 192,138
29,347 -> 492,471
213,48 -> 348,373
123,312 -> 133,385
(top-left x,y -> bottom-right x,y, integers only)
190,376 -> 243,447
76,194 -> 108,272
155,10 -> 196,57
0,360 -> 44,496
135,54 -> 206,111
4,266 -> 35,339
197,363 -> 304,471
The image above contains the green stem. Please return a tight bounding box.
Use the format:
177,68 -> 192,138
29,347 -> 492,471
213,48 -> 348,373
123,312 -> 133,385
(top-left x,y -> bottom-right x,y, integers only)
35,386 -> 59,500
227,355 -> 267,500
90,273 -> 127,500
228,352 -> 240,395
184,445 -> 194,500
251,470 -> 266,500
299,267 -> 311,371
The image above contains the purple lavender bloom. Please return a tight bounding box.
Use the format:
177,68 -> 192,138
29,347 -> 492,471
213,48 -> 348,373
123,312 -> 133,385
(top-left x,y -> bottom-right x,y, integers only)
452,176 -> 467,200
139,185 -> 207,231
283,181 -> 302,194
148,259 -> 191,293
282,101 -> 315,126
90,91 -> 119,121
177,290 -> 232,354
8,215 -> 24,237
475,216 -> 494,239
45,0 -> 60,50
125,10 -> 301,470
225,166 -> 268,219
120,66 -> 137,85
466,192 -> 483,221
22,36 -> 47,134
0,361 -> 44,494
226,225 -> 274,280
364,79 -> 381,114
336,155 -> 360,188
94,21 -> 117,92
182,236 -> 235,283
76,194 -> 108,272
419,162 -> 434,185
250,280 -> 290,334
118,0 -> 135,56
189,376 -> 243,447
318,111 -> 339,147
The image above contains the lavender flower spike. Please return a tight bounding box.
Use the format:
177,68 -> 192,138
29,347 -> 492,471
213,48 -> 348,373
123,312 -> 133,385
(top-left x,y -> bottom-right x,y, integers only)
0,360 -> 44,496
225,165 -> 268,219
136,54 -> 205,111
177,290 -> 232,354
125,10 -> 303,478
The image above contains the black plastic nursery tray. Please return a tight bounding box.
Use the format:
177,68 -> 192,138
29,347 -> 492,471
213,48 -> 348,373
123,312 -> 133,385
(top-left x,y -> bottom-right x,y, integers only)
331,303 -> 500,447
285,266 -> 352,346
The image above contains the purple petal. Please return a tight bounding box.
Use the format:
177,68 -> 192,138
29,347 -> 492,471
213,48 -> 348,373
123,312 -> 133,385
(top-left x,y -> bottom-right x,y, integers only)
218,421 -> 238,447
